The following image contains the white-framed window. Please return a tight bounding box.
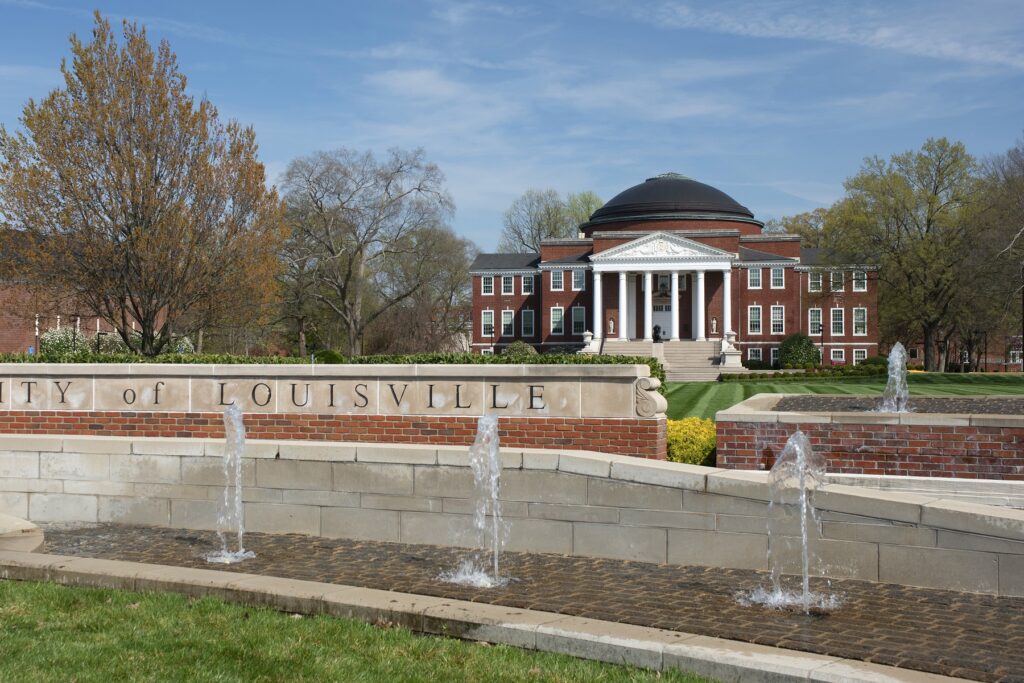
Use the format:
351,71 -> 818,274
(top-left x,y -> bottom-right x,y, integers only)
521,309 -> 535,337
770,267 -> 784,289
481,276 -> 494,295
501,310 -> 514,336
770,305 -> 785,335
481,310 -> 494,337
809,308 -> 822,336
550,306 -> 564,335
809,272 -> 822,293
1010,349 -> 1022,363
571,306 -> 586,335
481,348 -> 494,356
831,308 -> 844,336
830,271 -> 844,292
522,275 -> 534,295
572,270 -> 585,291
771,347 -> 780,366
853,308 -> 867,336
831,348 -> 845,363
854,349 -> 867,365
551,271 -> 563,291
748,348 -> 762,361
652,304 -> 671,312
748,305 -> 762,335
748,268 -> 762,289
853,270 -> 867,292
501,276 -> 514,295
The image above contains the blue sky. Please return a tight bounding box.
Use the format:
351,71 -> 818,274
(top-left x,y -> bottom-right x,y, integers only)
1,1 -> 1023,250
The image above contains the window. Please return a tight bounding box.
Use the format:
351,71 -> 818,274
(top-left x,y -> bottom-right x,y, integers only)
853,308 -> 867,336
481,276 -> 494,295
748,268 -> 762,289
853,349 -> 867,365
571,306 -> 586,335
831,308 -> 844,336
551,271 -> 563,291
809,272 -> 822,293
481,348 -> 494,356
831,348 -> 845,363
501,276 -> 514,295
830,271 -> 844,292
748,305 -> 762,335
501,310 -> 514,336
853,271 -> 867,292
770,267 -> 784,289
657,274 -> 670,294
481,310 -> 494,337
1010,349 -> 1022,363
572,270 -> 585,291
809,308 -> 822,336
748,348 -> 762,361
521,309 -> 535,337
770,305 -> 785,335
550,307 -> 564,335
771,347 -> 780,366
909,347 -> 919,359
522,275 -> 534,295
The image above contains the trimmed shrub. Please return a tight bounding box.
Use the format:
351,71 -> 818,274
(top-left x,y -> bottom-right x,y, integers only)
859,355 -> 887,367
779,334 -> 819,368
501,340 -> 538,360
314,349 -> 346,364
666,417 -> 716,465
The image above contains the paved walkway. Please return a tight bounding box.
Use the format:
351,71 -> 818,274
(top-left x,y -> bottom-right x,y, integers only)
43,525 -> 1024,683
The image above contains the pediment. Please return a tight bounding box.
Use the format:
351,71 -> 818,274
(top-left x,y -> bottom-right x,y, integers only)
590,232 -> 734,263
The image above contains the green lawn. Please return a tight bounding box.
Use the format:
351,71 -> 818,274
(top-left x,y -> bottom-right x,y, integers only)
666,373 -> 1024,420
0,580 -> 708,683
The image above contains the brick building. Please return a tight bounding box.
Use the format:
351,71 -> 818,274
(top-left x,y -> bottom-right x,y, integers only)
469,174 -> 879,375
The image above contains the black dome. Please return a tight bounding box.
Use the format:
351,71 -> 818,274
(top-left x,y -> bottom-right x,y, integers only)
588,173 -> 753,222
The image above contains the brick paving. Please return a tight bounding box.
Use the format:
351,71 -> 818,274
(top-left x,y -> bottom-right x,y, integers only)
42,525 -> 1024,682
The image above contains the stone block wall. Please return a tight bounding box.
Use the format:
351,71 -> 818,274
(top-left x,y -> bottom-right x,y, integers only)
716,394 -> 1024,480
1,433 -> 1022,597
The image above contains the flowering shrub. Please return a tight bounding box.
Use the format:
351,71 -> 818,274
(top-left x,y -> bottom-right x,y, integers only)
666,417 -> 716,466
39,326 -> 88,355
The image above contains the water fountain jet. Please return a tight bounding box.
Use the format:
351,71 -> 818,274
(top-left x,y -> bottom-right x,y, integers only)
880,342 -> 910,413
205,404 -> 255,564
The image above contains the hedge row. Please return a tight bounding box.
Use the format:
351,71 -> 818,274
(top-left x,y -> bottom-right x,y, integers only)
721,363 -> 889,382
0,351 -> 666,394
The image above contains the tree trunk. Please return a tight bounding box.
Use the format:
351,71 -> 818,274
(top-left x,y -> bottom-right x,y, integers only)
297,318 -> 307,358
923,325 -> 938,371
196,328 -> 204,354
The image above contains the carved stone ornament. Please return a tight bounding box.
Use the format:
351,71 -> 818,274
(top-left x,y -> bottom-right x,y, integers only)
630,236 -> 701,258
635,376 -> 668,417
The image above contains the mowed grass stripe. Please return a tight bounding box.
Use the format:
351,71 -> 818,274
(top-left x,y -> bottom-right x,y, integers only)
665,374 -> 1024,420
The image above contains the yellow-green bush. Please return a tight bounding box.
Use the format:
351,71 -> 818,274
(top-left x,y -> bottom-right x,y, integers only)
666,417 -> 716,466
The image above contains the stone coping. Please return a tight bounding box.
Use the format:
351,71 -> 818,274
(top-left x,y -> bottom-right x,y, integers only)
4,433 -> 1023,544
716,393 -> 1024,428
0,550 -> 967,682
0,363 -> 651,379
0,514 -> 42,552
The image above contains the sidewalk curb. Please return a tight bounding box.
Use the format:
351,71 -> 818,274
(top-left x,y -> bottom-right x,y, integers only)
0,551 -> 966,682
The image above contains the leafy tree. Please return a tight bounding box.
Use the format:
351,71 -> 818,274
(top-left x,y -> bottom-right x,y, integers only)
825,138 -> 984,371
565,191 -> 604,229
497,189 -> 602,253
0,14 -> 284,356
281,148 -> 454,356
764,208 -> 829,247
778,333 -> 819,367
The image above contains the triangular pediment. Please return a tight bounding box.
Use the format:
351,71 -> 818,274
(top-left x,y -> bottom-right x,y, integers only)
590,232 -> 735,263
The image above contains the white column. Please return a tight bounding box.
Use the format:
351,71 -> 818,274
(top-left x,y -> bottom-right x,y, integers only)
670,271 -> 680,341
643,271 -> 654,341
722,268 -> 732,337
618,271 -> 628,340
592,271 -> 603,340
695,270 -> 706,341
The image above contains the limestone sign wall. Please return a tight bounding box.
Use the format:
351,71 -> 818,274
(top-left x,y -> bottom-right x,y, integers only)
0,364 -> 668,458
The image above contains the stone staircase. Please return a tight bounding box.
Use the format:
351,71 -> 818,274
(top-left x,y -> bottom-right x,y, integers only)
598,339 -> 731,382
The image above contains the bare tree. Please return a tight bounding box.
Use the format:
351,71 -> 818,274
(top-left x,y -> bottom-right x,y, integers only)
0,14 -> 284,355
281,148 -> 454,356
497,189 -> 572,253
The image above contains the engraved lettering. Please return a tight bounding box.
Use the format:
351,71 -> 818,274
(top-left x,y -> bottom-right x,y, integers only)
328,383 -> 336,408
54,380 -> 72,404
388,383 -> 409,407
427,384 -> 436,408
290,382 -> 310,407
0,380 -> 4,403
153,381 -> 164,405
490,384 -> 508,409
251,383 -> 272,407
354,383 -> 369,408
122,388 -> 136,405
529,385 -> 546,410
455,384 -> 471,409
217,382 -> 234,406
20,381 -> 36,404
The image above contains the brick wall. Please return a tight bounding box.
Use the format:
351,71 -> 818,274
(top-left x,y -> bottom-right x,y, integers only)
0,410 -> 667,459
717,420 -> 1024,479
